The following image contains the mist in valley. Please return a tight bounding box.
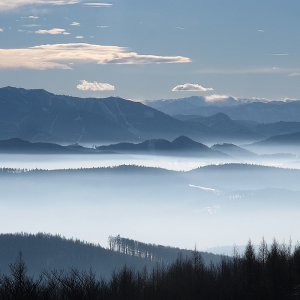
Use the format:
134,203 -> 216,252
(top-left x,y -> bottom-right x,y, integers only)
1,149 -> 300,252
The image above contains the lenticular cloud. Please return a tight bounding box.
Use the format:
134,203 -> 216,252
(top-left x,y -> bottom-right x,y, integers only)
0,43 -> 191,70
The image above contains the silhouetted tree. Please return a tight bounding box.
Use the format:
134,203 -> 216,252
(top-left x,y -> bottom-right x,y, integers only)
0,239 -> 300,300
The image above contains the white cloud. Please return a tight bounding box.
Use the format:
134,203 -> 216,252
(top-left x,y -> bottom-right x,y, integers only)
70,21 -> 80,26
75,35 -> 84,39
83,2 -> 112,8
205,94 -> 231,102
172,83 -> 214,92
0,0 -> 80,11
0,28 -> 3,32
0,43 -> 191,70
77,80 -> 115,91
35,28 -> 70,35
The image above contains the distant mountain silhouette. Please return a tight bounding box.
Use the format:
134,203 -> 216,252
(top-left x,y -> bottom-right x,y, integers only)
194,163 -> 282,172
97,136 -> 227,157
175,112 -> 300,140
0,87 -> 193,143
0,233 -> 222,278
253,131 -> 300,146
146,96 -> 240,115
148,96 -> 300,123
211,143 -> 256,157
0,138 -> 101,154
255,121 -> 300,137
175,113 -> 257,138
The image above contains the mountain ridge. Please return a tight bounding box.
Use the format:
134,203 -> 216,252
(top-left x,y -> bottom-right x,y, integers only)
2,87 -> 300,143
97,136 -> 227,157
0,86 -> 194,143
147,96 -> 300,123
253,131 -> 300,146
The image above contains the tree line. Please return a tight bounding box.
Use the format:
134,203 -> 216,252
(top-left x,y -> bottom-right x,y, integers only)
108,235 -> 220,266
0,239 -> 300,300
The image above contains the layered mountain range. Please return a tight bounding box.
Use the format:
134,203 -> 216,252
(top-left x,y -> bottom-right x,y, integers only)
1,87 -> 300,144
146,96 -> 300,123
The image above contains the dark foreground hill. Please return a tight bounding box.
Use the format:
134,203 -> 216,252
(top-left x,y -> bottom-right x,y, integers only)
0,239 -> 299,300
0,233 -> 221,279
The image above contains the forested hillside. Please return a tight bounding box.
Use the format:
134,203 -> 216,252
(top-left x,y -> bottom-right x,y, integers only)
0,239 -> 299,300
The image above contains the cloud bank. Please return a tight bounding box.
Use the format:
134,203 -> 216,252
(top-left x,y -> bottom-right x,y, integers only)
0,43 -> 191,70
77,80 -> 115,91
172,83 -> 214,92
0,0 -> 80,11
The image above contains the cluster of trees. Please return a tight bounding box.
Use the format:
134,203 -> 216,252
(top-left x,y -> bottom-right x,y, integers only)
108,235 -> 220,266
0,168 -> 27,174
108,235 -> 191,262
0,239 -> 300,299
108,235 -> 156,260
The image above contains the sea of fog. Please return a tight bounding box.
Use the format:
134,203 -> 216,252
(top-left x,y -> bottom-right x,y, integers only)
1,153 -> 300,253
1,153 -> 300,171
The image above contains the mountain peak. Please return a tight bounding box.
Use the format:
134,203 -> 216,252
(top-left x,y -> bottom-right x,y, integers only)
1,86 -> 51,94
172,135 -> 199,146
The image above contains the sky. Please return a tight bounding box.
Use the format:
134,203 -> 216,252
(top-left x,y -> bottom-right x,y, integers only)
0,0 -> 300,100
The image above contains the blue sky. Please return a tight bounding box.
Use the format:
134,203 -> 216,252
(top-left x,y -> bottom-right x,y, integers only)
0,0 -> 299,100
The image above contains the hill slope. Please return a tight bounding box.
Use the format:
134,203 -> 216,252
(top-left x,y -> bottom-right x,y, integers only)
0,233 -> 222,278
